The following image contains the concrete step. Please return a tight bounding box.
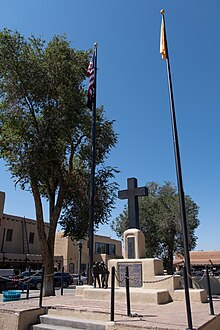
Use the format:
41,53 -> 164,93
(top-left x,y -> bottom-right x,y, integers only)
32,324 -> 80,330
48,307 -> 109,322
39,314 -> 106,330
78,287 -> 171,304
171,288 -> 208,303
76,285 -> 208,304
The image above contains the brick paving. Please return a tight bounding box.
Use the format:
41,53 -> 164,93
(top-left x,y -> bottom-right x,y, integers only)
1,290 -> 220,329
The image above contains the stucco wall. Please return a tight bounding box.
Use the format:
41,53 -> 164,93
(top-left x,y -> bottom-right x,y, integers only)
0,308 -> 46,330
54,233 -> 123,273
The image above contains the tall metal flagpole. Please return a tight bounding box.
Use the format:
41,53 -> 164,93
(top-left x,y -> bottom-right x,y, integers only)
160,10 -> 192,287
160,10 -> 194,330
88,43 -> 98,285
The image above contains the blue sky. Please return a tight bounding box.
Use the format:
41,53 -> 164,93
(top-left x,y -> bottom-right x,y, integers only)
0,0 -> 220,251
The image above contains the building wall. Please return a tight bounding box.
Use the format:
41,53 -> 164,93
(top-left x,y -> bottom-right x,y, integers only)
0,191 -> 63,269
0,192 -> 5,215
0,191 -> 122,272
0,191 -> 47,255
175,251 -> 220,268
54,232 -> 69,270
54,233 -> 123,273
0,215 -> 45,254
93,234 -> 122,264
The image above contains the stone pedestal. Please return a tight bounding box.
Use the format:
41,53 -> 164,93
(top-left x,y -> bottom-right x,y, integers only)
108,258 -> 182,292
75,255 -> 207,305
124,229 -> 145,259
76,226 -> 207,305
109,228 -> 181,291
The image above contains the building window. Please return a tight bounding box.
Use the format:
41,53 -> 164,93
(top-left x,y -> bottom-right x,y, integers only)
69,263 -> 74,273
6,229 -> 13,242
81,264 -> 87,275
95,242 -> 106,254
109,244 -> 116,256
95,242 -> 116,256
29,232 -> 35,244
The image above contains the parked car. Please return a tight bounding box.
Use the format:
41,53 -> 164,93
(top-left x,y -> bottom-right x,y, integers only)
72,275 -> 87,285
19,270 -> 72,290
213,269 -> 220,277
54,271 -> 73,287
0,269 -> 19,293
189,269 -> 205,277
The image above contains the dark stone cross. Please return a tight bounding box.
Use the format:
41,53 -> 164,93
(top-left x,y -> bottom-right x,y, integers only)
118,177 -> 148,229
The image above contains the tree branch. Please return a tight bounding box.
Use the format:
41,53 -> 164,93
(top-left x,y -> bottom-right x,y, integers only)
11,56 -> 40,134
68,134 -> 86,172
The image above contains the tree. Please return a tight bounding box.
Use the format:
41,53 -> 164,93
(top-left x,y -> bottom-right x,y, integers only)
111,181 -> 200,274
59,152 -> 119,241
0,29 -> 117,295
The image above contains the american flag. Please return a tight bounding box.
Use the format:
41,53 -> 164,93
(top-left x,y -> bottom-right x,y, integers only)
87,54 -> 95,110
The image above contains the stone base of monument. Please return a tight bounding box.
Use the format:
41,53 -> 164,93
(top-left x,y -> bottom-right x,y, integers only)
108,258 -> 182,290
75,257 -> 207,305
75,285 -> 207,305
76,286 -> 170,304
107,258 -> 207,304
170,288 -> 208,303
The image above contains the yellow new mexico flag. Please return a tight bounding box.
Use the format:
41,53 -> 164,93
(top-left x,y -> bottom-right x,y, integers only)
160,17 -> 167,60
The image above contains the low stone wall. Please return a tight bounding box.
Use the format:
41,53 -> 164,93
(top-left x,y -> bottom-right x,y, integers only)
0,307 -> 46,330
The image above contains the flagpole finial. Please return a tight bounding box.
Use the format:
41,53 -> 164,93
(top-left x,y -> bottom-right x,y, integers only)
94,42 -> 98,47
160,9 -> 165,15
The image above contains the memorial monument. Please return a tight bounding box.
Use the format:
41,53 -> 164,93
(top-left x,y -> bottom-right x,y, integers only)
76,177 -> 207,304
107,177 -> 207,303
118,177 -> 147,259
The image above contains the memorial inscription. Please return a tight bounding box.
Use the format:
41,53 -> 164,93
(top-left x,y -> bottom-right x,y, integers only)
118,262 -> 142,288
127,237 -> 135,259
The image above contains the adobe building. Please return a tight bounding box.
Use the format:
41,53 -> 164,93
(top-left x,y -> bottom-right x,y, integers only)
0,191 -> 123,272
174,250 -> 220,270
55,232 -> 123,274
0,191 -> 63,270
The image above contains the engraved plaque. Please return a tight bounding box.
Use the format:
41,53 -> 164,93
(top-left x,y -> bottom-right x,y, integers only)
127,236 -> 135,259
118,262 -> 142,287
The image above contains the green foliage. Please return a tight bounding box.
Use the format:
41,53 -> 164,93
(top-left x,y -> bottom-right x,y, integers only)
111,181 -> 200,274
0,29 -> 90,189
0,29 -> 118,294
60,164 -> 119,241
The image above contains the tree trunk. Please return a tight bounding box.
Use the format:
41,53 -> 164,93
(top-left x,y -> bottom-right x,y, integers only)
42,246 -> 55,296
32,181 -> 65,296
167,246 -> 174,275
32,183 -> 56,296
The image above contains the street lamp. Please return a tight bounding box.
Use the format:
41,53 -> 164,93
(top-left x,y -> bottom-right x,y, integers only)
77,239 -> 83,285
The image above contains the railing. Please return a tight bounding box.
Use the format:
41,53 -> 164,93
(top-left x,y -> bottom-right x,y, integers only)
109,264 -> 216,324
0,266 -> 70,307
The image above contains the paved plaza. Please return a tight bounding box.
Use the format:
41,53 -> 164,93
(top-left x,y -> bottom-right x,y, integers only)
1,287 -> 220,329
